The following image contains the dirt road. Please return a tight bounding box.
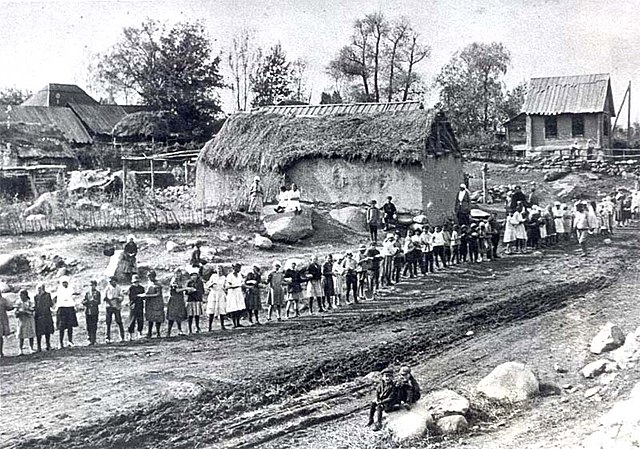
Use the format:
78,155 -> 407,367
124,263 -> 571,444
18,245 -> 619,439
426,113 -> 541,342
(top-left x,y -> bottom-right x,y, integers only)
2,227 -> 636,449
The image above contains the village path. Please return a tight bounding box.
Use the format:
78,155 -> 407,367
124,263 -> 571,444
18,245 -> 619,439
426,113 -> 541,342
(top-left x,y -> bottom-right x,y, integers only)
1,228 -> 636,449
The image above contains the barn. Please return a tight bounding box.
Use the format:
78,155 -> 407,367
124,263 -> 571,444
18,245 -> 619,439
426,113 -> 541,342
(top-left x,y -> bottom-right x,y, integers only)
196,102 -> 462,222
506,74 -> 615,157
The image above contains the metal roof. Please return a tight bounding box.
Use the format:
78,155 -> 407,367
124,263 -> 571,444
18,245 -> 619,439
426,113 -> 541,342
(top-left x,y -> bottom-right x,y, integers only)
0,106 -> 93,144
257,101 -> 423,117
522,74 -> 615,116
68,103 -> 128,135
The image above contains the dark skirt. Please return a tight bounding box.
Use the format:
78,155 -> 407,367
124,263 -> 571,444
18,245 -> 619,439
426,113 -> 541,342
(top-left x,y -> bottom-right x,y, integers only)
35,313 -> 55,336
245,290 -> 261,311
56,307 -> 78,330
321,275 -> 334,297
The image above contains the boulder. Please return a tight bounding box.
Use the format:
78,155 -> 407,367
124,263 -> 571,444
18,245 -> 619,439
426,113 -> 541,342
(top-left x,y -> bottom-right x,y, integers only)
590,323 -> 625,354
263,209 -> 313,243
329,206 -> 367,231
477,362 -> 539,401
423,389 -> 470,420
413,214 -> 429,225
0,254 -> 31,275
612,327 -> 640,369
0,281 -> 12,293
144,237 -> 161,246
386,401 -> 435,442
582,359 -> 617,379
165,241 -> 181,253
436,415 -> 468,435
253,234 -> 273,250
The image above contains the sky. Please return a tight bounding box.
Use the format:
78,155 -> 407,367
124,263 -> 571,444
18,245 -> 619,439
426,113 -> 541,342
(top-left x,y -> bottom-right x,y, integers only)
0,0 -> 639,122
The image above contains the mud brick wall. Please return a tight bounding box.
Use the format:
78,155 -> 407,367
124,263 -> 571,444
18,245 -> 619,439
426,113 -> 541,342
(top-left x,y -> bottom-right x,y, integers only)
196,155 -> 463,221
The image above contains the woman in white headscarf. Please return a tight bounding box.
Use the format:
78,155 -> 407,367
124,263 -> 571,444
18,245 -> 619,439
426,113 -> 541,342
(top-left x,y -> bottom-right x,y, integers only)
55,276 -> 78,348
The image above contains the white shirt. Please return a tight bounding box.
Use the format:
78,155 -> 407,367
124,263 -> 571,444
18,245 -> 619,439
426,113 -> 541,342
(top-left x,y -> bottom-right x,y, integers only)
56,285 -> 76,308
457,190 -> 467,202
432,231 -> 445,246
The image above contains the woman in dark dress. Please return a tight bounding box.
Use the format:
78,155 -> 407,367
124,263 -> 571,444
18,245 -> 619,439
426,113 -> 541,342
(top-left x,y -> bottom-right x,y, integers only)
144,271 -> 165,338
321,255 -> 335,311
34,284 -> 54,352
244,265 -> 262,325
123,235 -> 138,281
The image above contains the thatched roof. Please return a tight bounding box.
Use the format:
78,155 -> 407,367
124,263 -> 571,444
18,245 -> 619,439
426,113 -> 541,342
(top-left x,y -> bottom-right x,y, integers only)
68,103 -> 128,135
0,123 -> 76,160
112,111 -> 173,139
0,106 -> 93,144
199,109 -> 458,172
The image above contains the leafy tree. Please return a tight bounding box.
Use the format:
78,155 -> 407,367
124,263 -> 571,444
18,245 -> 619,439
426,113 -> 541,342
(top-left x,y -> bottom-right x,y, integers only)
501,81 -> 528,119
95,19 -> 224,131
0,88 -> 31,106
251,44 -> 293,107
435,42 -> 511,137
327,13 -> 430,103
320,92 -> 332,104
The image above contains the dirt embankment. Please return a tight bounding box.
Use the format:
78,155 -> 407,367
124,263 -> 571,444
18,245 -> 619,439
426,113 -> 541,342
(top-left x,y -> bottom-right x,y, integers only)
4,232 -> 634,449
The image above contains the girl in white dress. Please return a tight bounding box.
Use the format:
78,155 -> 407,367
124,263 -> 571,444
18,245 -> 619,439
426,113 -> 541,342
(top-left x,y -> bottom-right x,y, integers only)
503,211 -> 517,254
332,256 -> 345,307
224,264 -> 245,328
205,266 -> 227,331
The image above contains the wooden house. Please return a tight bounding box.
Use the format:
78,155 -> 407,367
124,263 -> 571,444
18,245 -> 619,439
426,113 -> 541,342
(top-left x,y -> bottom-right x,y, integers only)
505,74 -> 615,157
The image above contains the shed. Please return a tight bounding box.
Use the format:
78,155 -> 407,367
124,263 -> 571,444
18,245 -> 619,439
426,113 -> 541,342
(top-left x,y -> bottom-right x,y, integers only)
196,103 -> 462,220
505,74 -> 615,157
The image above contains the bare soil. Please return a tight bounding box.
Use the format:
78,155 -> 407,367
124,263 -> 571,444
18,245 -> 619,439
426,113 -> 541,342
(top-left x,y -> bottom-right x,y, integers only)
1,164 -> 639,449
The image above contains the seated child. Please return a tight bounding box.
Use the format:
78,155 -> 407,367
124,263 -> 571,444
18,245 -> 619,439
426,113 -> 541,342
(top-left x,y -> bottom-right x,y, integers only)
367,367 -> 399,431
396,366 -> 421,409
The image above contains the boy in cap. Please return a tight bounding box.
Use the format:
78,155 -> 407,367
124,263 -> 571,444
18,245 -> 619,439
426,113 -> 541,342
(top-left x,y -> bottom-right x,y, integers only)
104,277 -> 125,342
367,367 -> 399,431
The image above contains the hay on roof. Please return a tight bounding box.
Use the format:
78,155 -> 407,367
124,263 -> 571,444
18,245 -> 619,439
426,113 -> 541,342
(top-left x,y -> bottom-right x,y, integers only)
112,111 -> 174,139
199,109 -> 458,172
0,123 -> 76,160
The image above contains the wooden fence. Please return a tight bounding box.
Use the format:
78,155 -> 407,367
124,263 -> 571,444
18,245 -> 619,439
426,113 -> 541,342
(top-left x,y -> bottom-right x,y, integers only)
0,199 -> 225,236
463,147 -> 640,163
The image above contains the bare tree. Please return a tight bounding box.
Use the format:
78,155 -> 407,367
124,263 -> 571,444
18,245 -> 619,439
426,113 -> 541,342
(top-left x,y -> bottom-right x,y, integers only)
227,29 -> 259,111
364,13 -> 389,102
385,18 -> 410,101
401,32 -> 431,101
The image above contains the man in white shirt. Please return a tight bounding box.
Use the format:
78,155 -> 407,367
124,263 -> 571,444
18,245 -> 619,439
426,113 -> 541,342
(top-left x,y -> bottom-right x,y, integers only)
104,277 -> 125,343
573,202 -> 593,257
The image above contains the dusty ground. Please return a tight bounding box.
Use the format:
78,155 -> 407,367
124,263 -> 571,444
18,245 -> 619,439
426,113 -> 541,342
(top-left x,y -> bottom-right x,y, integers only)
1,163 -> 639,449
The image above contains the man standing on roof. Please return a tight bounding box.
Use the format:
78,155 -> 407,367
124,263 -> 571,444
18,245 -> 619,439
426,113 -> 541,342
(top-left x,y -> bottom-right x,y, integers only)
454,184 -> 471,226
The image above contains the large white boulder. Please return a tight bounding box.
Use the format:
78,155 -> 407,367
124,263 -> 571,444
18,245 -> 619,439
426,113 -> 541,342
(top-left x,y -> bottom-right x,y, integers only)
0,281 -> 12,293
613,327 -> 640,369
386,401 -> 434,443
423,389 -> 470,420
253,234 -> 273,250
329,206 -> 367,231
436,415 -> 469,435
477,361 -> 539,401
590,323 -> 626,354
413,214 -> 429,225
263,209 -> 313,243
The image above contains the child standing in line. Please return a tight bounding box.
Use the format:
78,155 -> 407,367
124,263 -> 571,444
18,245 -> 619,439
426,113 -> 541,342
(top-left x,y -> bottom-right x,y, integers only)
393,247 -> 405,284
16,290 -> 36,355
266,262 -> 284,321
205,265 -> 227,331
0,292 -> 14,357
459,225 -> 469,262
443,224 -> 452,265
450,225 -> 460,265
420,226 -> 434,274
432,226 -> 447,269
468,224 -> 480,263
82,280 -> 101,346
503,211 -> 517,254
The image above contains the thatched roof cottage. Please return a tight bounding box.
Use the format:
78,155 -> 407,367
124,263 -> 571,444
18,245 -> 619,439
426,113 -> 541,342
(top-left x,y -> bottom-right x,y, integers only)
196,102 -> 462,221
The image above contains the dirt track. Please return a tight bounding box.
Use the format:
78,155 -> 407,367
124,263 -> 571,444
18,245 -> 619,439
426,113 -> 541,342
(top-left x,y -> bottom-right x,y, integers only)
1,227 -> 635,449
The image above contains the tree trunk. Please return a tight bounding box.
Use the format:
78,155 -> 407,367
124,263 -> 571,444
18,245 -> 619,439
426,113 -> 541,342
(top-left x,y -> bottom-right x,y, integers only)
373,32 -> 382,102
388,41 -> 399,102
402,40 -> 416,101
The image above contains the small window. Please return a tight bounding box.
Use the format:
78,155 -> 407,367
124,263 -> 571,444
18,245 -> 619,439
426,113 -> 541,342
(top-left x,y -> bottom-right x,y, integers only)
572,115 -> 585,137
545,116 -> 558,138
